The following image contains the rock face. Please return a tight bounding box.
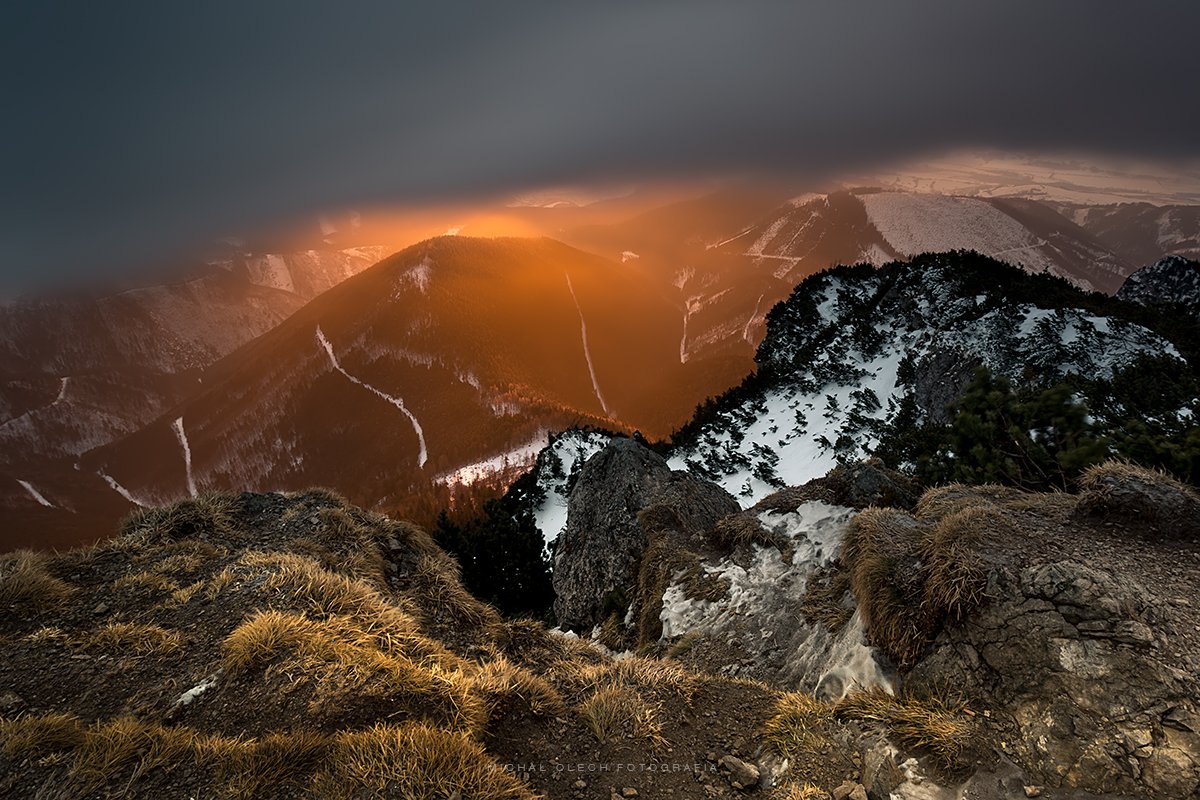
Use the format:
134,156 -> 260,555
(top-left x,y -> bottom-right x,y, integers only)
1116,255 -> 1200,312
907,559 -> 1200,797
551,438 -> 738,631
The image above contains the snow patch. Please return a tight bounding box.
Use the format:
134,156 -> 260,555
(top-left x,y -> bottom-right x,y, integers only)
172,417 -> 198,498
564,273 -> 611,416
16,479 -> 54,508
316,326 -> 428,468
98,470 -> 149,507
436,430 -> 550,487
621,251 -> 639,263
659,501 -> 891,696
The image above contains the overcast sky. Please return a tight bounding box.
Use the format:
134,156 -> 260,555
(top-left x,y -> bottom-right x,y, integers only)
2,1 -> 1198,292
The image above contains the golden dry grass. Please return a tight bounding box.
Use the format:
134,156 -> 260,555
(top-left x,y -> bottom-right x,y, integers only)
773,783 -> 831,800
835,688 -> 975,767
221,610 -> 483,733
0,712 -> 86,758
411,554 -> 501,627
0,550 -> 75,612
120,492 -> 239,543
763,691 -> 835,757
578,685 -> 666,745
170,580 -> 205,605
310,723 -> 535,800
111,571 -> 180,594
84,622 -> 184,655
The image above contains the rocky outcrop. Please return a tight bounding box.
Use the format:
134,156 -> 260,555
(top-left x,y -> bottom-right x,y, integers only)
847,476 -> 1200,799
752,460 -> 921,514
551,437 -> 738,631
1116,255 -> 1200,313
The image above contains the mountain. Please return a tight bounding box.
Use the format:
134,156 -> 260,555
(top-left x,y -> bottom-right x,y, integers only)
45,236 -> 761,546
1117,255 -> 1200,312
0,246 -> 386,549
516,252 -> 1191,544
1057,202 -> 1200,265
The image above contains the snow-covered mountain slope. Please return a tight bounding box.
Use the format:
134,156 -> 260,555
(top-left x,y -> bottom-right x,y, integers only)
704,190 -> 1135,294
668,254 -> 1176,503
1061,203 -> 1200,266
513,252 -> 1185,528
1117,255 -> 1200,311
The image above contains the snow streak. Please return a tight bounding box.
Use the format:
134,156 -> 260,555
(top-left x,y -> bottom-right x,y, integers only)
172,417 -> 198,498
16,479 -> 53,508
564,273 -> 611,416
54,377 -> 69,405
98,470 -> 149,508
743,294 -> 765,344
316,326 -> 429,468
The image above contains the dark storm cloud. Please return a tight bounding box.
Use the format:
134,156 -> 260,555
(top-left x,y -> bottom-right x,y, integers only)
2,1 -> 1198,290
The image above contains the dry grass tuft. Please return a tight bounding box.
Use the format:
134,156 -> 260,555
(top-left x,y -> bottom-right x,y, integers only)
221,730 -> 330,798
920,507 -> 993,621
710,513 -> 788,552
841,504 -> 992,668
111,571 -> 179,594
578,685 -> 666,745
764,691 -> 835,757
914,483 -> 1027,519
1076,459 -> 1200,531
310,723 -> 535,800
773,783 -> 831,800
0,550 -> 75,612
84,622 -> 184,655
412,554 -> 501,627
835,688 -> 975,767
799,565 -> 853,632
170,580 -> 205,605
0,712 -> 86,758
221,610 -> 482,732
120,492 -> 240,543
472,656 -> 565,722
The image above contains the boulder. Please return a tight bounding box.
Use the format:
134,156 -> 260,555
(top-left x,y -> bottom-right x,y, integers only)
906,559 -> 1200,797
552,437 -> 738,631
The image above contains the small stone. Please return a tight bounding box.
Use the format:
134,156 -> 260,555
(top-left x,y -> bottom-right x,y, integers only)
92,602 -> 109,615
0,692 -> 26,714
1023,787 -> 1043,798
573,780 -> 587,790
622,789 -> 638,798
719,755 -> 760,790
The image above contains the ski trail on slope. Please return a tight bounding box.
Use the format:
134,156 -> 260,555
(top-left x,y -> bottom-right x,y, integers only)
743,294 -> 765,344
316,326 -> 428,467
16,479 -> 54,508
98,470 -> 149,507
564,273 -> 611,416
172,417 -> 198,498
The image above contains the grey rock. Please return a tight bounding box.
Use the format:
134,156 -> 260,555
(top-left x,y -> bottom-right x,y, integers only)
907,559 -> 1200,796
552,437 -> 737,631
718,755 -> 760,790
913,347 -> 984,424
860,741 -> 903,800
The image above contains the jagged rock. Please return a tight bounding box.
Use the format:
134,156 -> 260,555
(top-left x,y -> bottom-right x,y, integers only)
1116,255 -> 1200,312
552,437 -> 738,631
906,558 -> 1200,796
1075,461 -> 1200,536
913,347 -> 983,424
860,740 -> 903,799
753,460 -> 920,514
832,782 -> 867,800
718,754 -> 759,790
